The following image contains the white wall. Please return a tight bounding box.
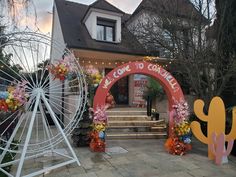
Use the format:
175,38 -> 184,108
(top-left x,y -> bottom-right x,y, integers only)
84,9 -> 122,42
51,3 -> 66,60
50,3 -> 67,115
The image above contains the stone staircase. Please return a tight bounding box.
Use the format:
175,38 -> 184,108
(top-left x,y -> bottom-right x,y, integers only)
106,108 -> 167,139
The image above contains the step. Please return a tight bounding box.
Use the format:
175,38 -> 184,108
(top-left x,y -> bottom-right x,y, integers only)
106,110 -> 147,116
107,125 -> 166,133
108,119 -> 165,127
106,132 -> 167,139
107,125 -> 151,133
151,125 -> 167,132
108,115 -> 150,121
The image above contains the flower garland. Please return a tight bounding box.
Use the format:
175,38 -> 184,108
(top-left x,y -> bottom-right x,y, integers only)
0,81 -> 29,112
165,99 -> 192,155
48,56 -> 76,81
89,106 -> 107,152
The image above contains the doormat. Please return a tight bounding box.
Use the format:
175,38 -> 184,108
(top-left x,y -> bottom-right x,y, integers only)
105,146 -> 128,155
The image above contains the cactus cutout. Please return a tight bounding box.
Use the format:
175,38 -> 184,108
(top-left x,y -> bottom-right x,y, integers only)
210,132 -> 234,165
190,97 -> 236,159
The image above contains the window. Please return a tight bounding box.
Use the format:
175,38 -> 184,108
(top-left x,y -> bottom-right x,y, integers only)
96,18 -> 116,42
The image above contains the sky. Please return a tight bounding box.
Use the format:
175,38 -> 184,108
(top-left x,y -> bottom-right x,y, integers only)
32,0 -> 142,34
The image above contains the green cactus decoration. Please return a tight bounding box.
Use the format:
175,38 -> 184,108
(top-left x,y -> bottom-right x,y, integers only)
190,97 -> 236,159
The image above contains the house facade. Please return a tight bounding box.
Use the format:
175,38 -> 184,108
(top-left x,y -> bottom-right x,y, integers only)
51,0 -> 153,107
51,0 -> 206,107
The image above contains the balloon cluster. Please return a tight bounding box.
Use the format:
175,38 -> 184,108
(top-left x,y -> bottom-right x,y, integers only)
48,56 -> 76,81
90,106 -> 107,152
106,92 -> 115,109
165,99 -> 192,155
0,81 -> 29,112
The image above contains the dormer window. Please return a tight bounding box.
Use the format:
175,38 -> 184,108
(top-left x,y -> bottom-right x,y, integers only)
96,18 -> 116,42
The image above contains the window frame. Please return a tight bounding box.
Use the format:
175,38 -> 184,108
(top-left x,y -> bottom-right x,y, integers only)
96,17 -> 116,42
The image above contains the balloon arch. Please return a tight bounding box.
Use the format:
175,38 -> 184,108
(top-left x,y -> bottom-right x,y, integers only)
93,61 -> 185,136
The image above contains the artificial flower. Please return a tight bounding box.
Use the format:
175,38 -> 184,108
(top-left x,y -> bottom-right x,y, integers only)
0,92 -> 8,99
93,106 -> 108,123
0,99 -> 8,112
48,56 -> 76,81
94,123 -> 106,132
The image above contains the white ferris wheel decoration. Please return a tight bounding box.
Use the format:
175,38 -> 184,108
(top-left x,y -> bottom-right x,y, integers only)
0,32 -> 87,177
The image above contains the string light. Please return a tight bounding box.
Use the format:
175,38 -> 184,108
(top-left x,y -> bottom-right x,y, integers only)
88,61 -> 91,64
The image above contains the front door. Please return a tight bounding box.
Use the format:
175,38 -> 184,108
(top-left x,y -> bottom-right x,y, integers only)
105,68 -> 129,105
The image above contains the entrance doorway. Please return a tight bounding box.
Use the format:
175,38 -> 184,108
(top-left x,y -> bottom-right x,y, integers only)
105,68 -> 129,105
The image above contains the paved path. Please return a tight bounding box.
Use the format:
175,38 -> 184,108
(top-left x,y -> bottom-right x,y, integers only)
43,139 -> 236,177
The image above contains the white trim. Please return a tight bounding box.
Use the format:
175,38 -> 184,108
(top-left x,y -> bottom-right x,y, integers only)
83,8 -> 123,23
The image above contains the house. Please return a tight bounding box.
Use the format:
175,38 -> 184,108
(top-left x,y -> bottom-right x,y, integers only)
51,0 -> 207,107
51,0 -> 152,106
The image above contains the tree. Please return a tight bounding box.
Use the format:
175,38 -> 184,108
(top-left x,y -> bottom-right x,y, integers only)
0,26 -> 21,85
0,0 -> 35,27
127,0 -> 236,106
143,77 -> 164,102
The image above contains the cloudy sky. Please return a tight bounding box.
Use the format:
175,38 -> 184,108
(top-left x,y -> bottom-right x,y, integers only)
32,0 -> 142,34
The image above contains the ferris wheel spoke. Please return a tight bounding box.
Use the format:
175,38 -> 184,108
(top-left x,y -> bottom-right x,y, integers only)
47,99 -> 75,122
10,45 -> 36,87
41,93 -> 81,166
0,111 -> 20,130
0,111 -> 21,137
0,52 -> 32,87
39,74 -> 50,89
44,93 -> 79,111
16,92 -> 41,177
20,43 -> 35,77
0,76 -> 15,85
46,79 -> 80,91
39,102 -> 54,146
46,79 -> 65,91
17,96 -> 36,143
0,112 -> 25,164
38,48 -> 49,88
0,66 -> 25,85
33,43 -> 41,88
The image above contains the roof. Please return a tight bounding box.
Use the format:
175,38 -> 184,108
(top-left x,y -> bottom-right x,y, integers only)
89,0 -> 124,14
54,0 -> 147,56
130,0 -> 208,23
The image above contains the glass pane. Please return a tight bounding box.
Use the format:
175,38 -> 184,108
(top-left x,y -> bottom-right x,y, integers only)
106,27 -> 114,42
97,25 -> 104,40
